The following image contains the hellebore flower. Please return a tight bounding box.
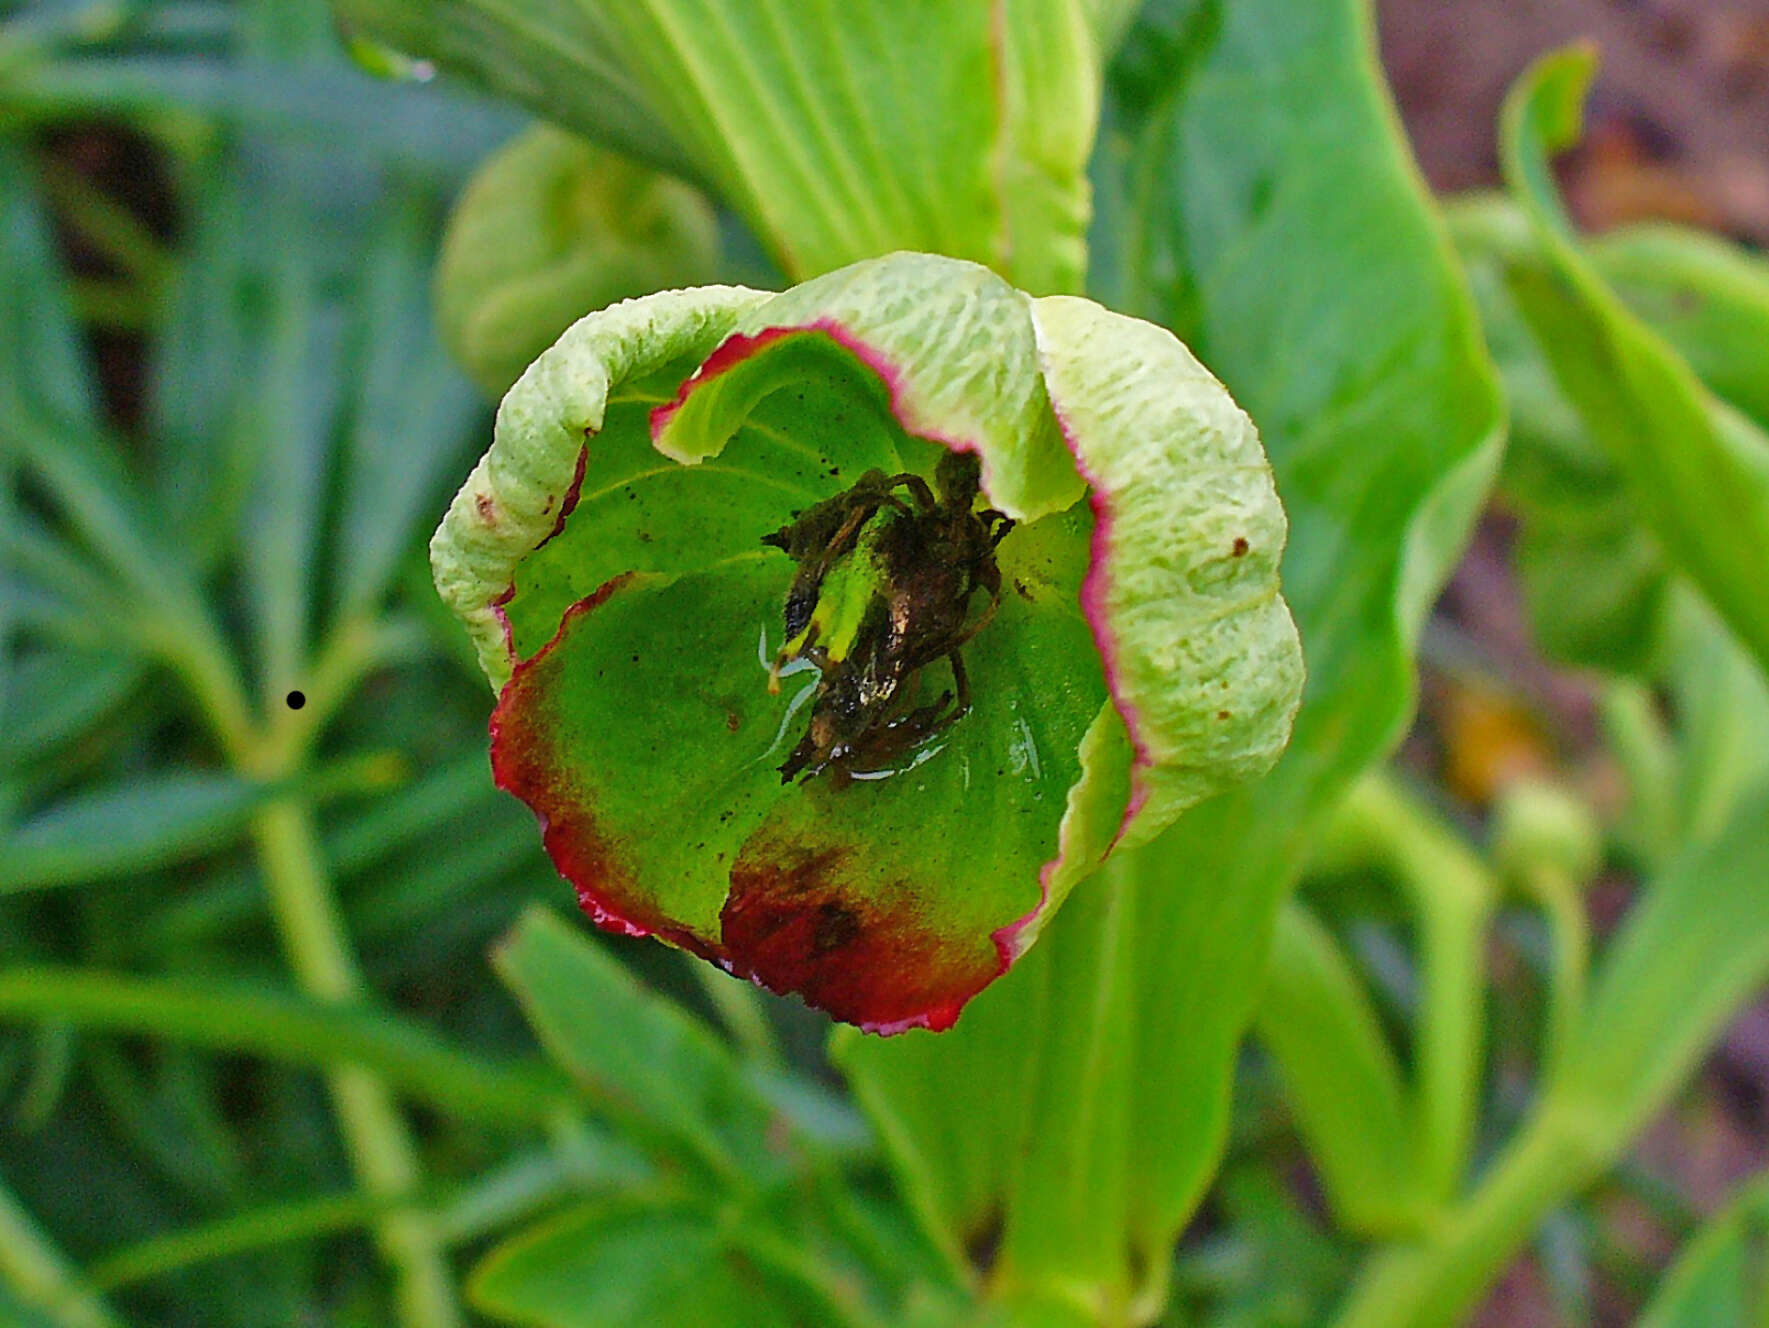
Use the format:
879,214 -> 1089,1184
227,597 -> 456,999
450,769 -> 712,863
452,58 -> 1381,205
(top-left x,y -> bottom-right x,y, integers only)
432,253 -> 1304,1033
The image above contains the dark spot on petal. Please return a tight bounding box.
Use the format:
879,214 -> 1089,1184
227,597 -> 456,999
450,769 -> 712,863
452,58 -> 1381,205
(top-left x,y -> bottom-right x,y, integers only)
720,836 -> 999,1032
1014,579 -> 1034,601
1217,710 -> 1230,720
812,902 -> 860,955
476,493 -> 497,523
726,712 -> 741,732
1232,537 -> 1249,557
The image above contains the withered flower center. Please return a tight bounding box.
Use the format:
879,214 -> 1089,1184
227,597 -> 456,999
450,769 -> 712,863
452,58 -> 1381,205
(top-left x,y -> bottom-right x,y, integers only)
760,451 -> 1014,784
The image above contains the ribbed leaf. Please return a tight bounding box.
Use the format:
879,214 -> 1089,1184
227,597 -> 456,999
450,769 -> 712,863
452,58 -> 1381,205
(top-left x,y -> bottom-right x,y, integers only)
331,0 -> 1101,292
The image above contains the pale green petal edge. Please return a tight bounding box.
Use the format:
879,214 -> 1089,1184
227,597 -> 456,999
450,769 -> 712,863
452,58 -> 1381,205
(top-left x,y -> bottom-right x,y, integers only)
1029,294 -> 1306,847
1002,703 -> 1135,959
659,252 -> 1086,523
429,284 -> 772,688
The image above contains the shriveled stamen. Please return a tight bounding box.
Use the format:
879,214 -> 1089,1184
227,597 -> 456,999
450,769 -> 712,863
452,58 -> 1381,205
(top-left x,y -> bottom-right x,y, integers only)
760,456 -> 1013,783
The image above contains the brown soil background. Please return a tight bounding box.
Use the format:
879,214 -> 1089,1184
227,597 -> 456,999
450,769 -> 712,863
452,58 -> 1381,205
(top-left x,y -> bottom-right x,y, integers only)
1380,0 -> 1769,241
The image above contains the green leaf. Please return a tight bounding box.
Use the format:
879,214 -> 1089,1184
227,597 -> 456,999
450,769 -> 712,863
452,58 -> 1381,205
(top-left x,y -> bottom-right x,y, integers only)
332,192 -> 483,619
837,0 -> 1501,1302
0,1175 -> 121,1328
330,0 -> 1103,292
330,0 -> 694,180
0,769 -> 273,893
1451,195 -> 1769,680
1661,592 -> 1769,851
1637,1173 -> 1769,1328
0,649 -> 141,768
1256,902 -> 1414,1230
229,179 -> 346,695
0,143 -> 99,434
1593,222 -> 1769,434
0,967 -> 575,1126
435,124 -> 720,397
1260,775 -> 1498,1239
3,56 -> 518,175
1511,514 -> 1668,675
492,908 -> 779,1185
1499,47 -> 1769,678
86,1190 -> 402,1291
469,1198 -> 838,1328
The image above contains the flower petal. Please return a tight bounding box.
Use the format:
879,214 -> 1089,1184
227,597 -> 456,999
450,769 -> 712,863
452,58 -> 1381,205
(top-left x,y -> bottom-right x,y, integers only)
431,284 -> 772,688
657,253 -> 1085,523
1029,294 -> 1305,846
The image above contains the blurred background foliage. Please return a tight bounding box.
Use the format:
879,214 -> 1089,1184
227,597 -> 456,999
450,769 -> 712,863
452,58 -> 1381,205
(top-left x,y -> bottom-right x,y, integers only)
1,0 -> 1767,1326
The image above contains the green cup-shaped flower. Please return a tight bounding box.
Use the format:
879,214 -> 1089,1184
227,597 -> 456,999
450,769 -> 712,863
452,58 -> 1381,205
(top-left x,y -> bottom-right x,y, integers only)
432,253 -> 1303,1032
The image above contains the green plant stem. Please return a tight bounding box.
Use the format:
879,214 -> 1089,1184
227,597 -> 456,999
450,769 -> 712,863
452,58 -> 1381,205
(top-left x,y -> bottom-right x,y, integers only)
251,797 -> 461,1328
1334,781 -> 1769,1328
0,1174 -> 122,1328
0,967 -> 574,1124
251,613 -> 405,771
1331,1106 -> 1597,1328
89,1191 -> 399,1292
1521,864 -> 1588,1083
157,593 -> 465,1324
1599,680 -> 1677,866
146,601 -> 257,761
1319,774 -> 1496,1207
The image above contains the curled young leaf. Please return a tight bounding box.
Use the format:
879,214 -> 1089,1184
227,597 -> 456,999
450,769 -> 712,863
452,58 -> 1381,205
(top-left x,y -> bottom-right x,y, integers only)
432,252 -> 1303,1031
435,124 -> 719,397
